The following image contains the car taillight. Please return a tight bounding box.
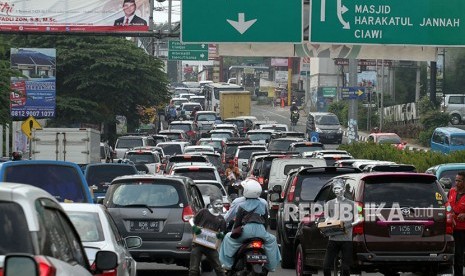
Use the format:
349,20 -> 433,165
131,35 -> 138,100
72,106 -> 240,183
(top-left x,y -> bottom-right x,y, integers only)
353,201 -> 364,235
446,211 -> 454,235
182,205 -> 194,222
247,240 -> 263,249
35,256 -> 56,276
287,177 -> 298,202
258,176 -> 264,185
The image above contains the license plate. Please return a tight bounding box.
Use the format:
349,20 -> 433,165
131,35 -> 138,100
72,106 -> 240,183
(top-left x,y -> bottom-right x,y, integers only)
130,220 -> 159,232
389,225 -> 423,235
246,254 -> 268,263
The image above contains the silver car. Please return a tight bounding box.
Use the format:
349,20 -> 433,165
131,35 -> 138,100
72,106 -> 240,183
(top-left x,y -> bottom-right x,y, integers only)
62,203 -> 142,276
0,183 -> 117,275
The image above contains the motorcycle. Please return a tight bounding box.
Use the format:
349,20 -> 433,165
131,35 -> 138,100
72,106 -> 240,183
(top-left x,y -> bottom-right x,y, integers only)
291,110 -> 299,126
227,238 -> 268,276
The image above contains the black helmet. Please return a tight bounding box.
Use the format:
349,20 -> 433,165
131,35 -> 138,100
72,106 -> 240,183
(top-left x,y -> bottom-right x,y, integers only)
12,151 -> 22,161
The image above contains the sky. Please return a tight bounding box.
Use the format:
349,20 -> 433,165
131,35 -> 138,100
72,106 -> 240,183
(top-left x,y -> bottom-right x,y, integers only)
153,1 -> 180,24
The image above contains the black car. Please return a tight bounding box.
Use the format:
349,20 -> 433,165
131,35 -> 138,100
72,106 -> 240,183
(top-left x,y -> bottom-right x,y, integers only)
294,173 -> 453,275
271,166 -> 360,268
104,174 -> 204,267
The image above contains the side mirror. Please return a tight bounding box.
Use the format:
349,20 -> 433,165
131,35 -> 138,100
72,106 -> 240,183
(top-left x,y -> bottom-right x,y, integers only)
272,185 -> 282,193
95,251 -> 118,271
125,236 -> 142,249
4,255 -> 39,276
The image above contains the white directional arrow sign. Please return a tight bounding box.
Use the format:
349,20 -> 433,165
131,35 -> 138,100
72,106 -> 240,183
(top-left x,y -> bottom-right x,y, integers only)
336,0 -> 350,29
226,13 -> 257,35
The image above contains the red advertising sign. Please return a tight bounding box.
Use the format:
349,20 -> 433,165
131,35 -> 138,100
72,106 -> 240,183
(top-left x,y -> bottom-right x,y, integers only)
0,0 -> 150,34
10,80 -> 26,108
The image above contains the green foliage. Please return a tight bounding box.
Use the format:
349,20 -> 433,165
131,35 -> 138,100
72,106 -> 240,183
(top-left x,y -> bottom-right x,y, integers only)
338,142 -> 465,172
5,35 -> 170,133
328,101 -> 348,126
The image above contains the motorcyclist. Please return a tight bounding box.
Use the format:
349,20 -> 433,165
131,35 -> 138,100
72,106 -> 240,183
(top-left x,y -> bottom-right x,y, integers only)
219,178 -> 281,272
191,106 -> 200,120
290,101 -> 299,121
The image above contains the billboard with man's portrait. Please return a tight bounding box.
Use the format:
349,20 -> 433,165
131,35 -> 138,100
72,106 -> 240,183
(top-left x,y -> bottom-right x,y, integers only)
0,0 -> 150,34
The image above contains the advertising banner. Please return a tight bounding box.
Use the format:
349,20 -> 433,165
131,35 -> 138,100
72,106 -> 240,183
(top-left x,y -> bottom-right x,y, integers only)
10,48 -> 56,119
0,0 -> 149,34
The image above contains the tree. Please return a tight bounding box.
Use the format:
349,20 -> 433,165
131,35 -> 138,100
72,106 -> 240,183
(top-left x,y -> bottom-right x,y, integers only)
5,35 -> 170,140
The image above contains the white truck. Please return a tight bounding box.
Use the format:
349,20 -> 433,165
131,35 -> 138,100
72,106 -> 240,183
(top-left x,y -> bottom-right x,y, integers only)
31,128 -> 100,165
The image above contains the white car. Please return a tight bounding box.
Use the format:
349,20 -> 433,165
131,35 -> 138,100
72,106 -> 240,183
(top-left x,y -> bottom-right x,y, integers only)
0,183 -> 118,275
184,145 -> 215,154
62,203 -> 142,276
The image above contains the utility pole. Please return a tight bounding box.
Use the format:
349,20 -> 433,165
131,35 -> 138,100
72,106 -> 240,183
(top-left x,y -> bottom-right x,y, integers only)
347,59 -> 358,144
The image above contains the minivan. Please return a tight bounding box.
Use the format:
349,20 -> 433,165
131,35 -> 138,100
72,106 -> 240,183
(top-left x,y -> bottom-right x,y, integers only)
430,127 -> 465,154
306,112 -> 343,144
442,94 -> 465,125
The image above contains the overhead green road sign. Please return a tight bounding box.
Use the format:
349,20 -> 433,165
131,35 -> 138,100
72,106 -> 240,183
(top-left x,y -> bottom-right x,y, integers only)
310,0 -> 465,46
168,41 -> 208,61
181,0 -> 303,43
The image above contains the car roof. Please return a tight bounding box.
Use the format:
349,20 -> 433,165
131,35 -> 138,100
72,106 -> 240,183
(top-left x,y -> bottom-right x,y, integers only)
112,174 -> 192,183
434,127 -> 465,134
247,129 -> 275,133
60,202 -> 103,213
159,129 -> 186,133
157,141 -> 190,146
170,121 -> 195,125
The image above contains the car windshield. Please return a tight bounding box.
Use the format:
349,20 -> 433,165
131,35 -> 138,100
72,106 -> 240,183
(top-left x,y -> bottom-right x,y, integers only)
364,180 -> 444,208
268,140 -> 294,151
197,114 -> 217,121
4,164 -> 88,203
0,201 -> 34,254
86,165 -> 137,194
315,115 -> 340,125
238,148 -> 264,159
116,138 -> 143,148
125,152 -> 159,164
111,183 -> 180,207
450,135 -> 465,146
170,124 -> 192,132
67,211 -> 105,242
158,144 -> 183,156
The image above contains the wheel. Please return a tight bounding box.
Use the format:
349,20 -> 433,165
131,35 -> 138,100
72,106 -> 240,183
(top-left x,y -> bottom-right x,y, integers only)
296,244 -> 312,276
451,114 -> 461,125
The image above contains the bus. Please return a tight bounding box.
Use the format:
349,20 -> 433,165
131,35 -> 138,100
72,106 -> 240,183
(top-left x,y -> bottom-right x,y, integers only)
202,83 -> 244,114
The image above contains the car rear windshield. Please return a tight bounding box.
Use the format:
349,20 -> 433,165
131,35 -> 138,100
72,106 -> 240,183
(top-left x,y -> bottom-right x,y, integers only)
163,133 -> 182,140
4,164 -> 88,203
262,126 -> 287,131
109,183 -> 182,207
293,145 -> 324,153
174,169 -> 217,181
225,120 -> 245,128
67,211 -> 105,242
170,124 -> 192,132
238,148 -> 265,159
126,152 -> 160,164
0,201 -> 34,254
298,176 -> 333,201
283,164 -> 313,175
363,180 -> 444,208
197,114 -> 216,121
116,138 -> 143,148
197,184 -> 225,198
183,104 -> 199,111
247,133 -> 272,141
158,144 -> 183,155
86,165 -> 137,194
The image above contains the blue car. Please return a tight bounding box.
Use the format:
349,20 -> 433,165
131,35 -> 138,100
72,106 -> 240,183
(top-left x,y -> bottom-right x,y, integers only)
425,162 -> 465,190
0,160 -> 93,203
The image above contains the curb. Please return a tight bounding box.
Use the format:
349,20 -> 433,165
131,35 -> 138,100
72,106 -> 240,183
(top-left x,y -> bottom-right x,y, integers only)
342,131 -> 429,152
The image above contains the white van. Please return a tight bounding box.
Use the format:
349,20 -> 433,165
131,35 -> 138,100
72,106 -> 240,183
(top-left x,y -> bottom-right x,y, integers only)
442,94 -> 465,125
267,157 -> 326,229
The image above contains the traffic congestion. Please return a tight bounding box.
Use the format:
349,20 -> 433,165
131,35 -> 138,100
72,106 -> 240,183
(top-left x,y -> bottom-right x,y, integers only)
2,80 -> 465,276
